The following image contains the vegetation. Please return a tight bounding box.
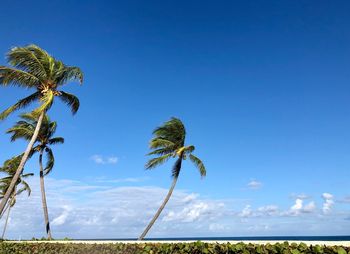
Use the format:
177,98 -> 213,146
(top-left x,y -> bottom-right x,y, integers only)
0,241 -> 348,254
138,117 -> 206,240
0,156 -> 33,239
7,113 -> 64,239
0,44 -> 83,216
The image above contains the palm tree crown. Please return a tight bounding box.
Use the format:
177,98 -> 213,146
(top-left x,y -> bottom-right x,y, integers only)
7,113 -> 64,175
138,117 -> 206,240
0,156 -> 32,202
146,117 -> 206,178
0,44 -> 83,119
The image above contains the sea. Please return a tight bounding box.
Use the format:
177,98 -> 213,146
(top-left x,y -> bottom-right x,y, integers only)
78,236 -> 350,241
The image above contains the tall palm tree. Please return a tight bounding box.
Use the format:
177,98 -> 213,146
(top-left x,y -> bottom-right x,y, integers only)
0,44 -> 83,214
7,113 -> 64,239
0,156 -> 33,239
138,117 -> 206,240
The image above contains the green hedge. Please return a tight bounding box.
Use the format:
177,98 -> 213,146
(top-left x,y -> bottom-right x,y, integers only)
0,241 -> 349,254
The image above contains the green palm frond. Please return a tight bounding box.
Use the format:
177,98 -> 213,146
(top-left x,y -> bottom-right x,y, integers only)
149,138 -> 176,149
147,148 -> 174,156
189,154 -> 206,178
17,179 -> 31,196
7,46 -> 48,80
32,90 -> 54,116
56,66 -> 83,86
44,147 -> 54,175
171,157 -> 182,178
152,117 -> 186,147
0,67 -> 40,88
0,156 -> 33,198
145,153 -> 172,170
7,123 -> 35,141
48,137 -> 64,145
58,91 -> 80,114
184,145 -> 195,155
0,91 -> 41,120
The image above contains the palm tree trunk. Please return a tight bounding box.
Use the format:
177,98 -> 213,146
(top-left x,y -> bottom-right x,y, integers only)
2,197 -> 13,239
138,158 -> 182,240
39,150 -> 52,240
0,111 -> 45,215
0,201 -> 11,220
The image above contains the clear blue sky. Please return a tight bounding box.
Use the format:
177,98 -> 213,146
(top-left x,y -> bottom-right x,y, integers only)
0,0 -> 349,238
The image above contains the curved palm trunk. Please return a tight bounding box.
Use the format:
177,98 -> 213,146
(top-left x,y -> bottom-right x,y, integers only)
138,158 -> 182,240
0,201 -> 11,220
0,111 -> 45,215
2,196 -> 14,239
39,150 -> 52,240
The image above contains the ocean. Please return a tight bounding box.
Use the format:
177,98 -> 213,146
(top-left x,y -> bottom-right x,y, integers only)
78,236 -> 350,241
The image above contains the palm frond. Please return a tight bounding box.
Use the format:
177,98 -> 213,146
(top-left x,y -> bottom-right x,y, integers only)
7,46 -> 48,80
32,90 -> 54,116
147,148 -> 174,156
56,66 -> 83,86
0,91 -> 41,120
0,67 -> 40,88
184,145 -> 195,155
149,138 -> 176,150
189,154 -> 206,178
48,137 -> 64,145
171,157 -> 182,178
6,124 -> 35,141
152,117 -> 186,147
58,91 -> 80,114
44,147 -> 54,175
16,179 -> 31,196
145,154 -> 172,170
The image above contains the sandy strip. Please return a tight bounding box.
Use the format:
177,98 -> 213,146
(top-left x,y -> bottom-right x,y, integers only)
7,240 -> 350,247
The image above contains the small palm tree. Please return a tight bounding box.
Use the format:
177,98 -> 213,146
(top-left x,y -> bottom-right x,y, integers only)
138,117 -> 206,240
0,45 -> 82,214
0,156 -> 33,239
7,113 -> 64,239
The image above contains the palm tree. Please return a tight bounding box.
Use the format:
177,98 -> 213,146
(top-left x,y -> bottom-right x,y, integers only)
0,156 -> 33,239
0,44 -> 83,214
7,113 -> 64,239
138,117 -> 206,240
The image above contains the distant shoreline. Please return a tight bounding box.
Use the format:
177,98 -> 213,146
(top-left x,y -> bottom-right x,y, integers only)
6,240 -> 350,247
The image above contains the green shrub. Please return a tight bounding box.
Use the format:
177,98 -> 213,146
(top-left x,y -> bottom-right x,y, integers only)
0,242 -> 348,254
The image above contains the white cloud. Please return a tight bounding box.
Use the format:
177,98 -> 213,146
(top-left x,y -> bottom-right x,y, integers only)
304,201 -> 316,213
2,178 -> 349,239
91,155 -> 118,165
247,180 -> 262,190
257,205 -> 279,216
285,199 -> 316,216
322,193 -> 334,214
239,205 -> 253,217
51,205 -> 71,226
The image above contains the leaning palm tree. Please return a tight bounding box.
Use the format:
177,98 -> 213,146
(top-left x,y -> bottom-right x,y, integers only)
7,113 -> 64,239
0,44 -> 83,214
138,117 -> 206,240
0,156 -> 33,239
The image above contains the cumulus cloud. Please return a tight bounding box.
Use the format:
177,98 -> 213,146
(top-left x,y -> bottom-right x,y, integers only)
91,155 -> 118,165
286,199 -> 316,216
247,180 -> 262,190
2,178 -> 348,239
239,205 -> 253,217
322,193 -> 334,214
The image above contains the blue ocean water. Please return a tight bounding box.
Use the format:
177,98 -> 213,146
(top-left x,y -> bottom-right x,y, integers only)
79,236 -> 350,241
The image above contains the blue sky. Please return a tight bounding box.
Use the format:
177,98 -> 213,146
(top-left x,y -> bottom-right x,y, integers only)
0,0 -> 350,238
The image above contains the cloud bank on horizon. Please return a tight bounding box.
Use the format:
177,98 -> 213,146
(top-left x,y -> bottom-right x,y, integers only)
2,177 -> 349,239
